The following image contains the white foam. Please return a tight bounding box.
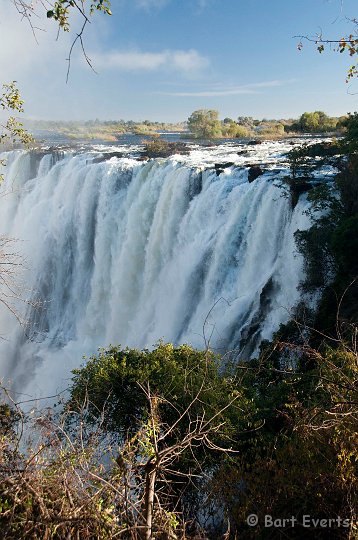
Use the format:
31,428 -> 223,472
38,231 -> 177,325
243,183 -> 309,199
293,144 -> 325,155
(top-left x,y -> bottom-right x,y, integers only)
0,141 -> 317,396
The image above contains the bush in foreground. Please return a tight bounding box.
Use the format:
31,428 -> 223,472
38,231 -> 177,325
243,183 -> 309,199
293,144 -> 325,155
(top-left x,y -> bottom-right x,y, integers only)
0,334 -> 357,539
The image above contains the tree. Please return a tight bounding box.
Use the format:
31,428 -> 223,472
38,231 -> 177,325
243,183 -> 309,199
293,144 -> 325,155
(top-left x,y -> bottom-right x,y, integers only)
343,111 -> 358,151
237,116 -> 255,128
187,109 -> 222,139
289,111 -> 338,133
0,343 -> 246,538
68,342 -> 241,441
0,82 -> 33,176
300,111 -> 320,131
66,343 -> 247,532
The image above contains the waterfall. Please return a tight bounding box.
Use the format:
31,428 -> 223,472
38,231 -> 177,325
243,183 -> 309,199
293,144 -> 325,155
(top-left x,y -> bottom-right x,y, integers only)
0,146 -> 311,395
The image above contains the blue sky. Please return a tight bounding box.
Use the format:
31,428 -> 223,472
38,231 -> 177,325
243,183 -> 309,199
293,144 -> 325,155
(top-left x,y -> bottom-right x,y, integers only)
0,0 -> 357,121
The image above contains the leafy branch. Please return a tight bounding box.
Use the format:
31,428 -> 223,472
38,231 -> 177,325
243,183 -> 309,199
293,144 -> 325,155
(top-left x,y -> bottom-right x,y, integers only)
10,1 -> 112,81
0,82 -> 34,181
296,17 -> 358,82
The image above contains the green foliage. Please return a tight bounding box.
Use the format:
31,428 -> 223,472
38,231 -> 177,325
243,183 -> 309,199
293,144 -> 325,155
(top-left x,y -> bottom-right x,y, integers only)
1,333 -> 357,539
281,140 -> 342,209
0,403 -> 20,440
66,338 -> 357,537
234,124 -> 250,137
47,0 -> 112,31
0,82 -> 33,146
132,124 -> 158,136
187,109 -> 222,139
295,218 -> 336,290
143,138 -> 189,158
294,152 -> 358,302
237,116 -> 256,128
286,142 -> 343,189
1,82 -> 24,112
66,343 -> 247,535
341,111 -> 358,152
206,339 -> 358,538
258,121 -> 285,137
283,117 -> 358,343
68,342 -> 240,442
332,215 -> 358,273
0,82 -> 34,181
286,142 -> 344,286
290,111 -> 338,133
221,121 -> 249,138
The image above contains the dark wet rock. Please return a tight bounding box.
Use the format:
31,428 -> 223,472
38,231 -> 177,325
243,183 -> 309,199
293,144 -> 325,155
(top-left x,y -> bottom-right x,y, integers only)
290,179 -> 316,208
215,168 -> 224,176
247,140 -> 262,145
291,180 -> 314,195
92,152 -> 124,163
248,165 -> 264,182
202,141 -> 216,147
214,162 -> 234,169
237,150 -> 249,155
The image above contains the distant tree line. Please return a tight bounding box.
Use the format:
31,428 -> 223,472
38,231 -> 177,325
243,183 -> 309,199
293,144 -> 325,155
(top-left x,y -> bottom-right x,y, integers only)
26,109 -> 345,143
186,109 -> 346,139
288,110 -> 346,134
26,118 -> 187,142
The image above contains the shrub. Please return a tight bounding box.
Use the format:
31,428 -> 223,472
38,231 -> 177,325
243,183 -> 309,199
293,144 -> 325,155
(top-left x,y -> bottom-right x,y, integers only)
143,138 -> 189,158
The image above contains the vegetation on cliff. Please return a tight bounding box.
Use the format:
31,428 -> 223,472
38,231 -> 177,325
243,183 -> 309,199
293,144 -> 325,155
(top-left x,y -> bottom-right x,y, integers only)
25,109 -> 345,144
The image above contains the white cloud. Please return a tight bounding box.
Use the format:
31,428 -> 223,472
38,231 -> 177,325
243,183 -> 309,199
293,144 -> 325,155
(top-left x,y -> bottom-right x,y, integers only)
134,0 -> 211,9
247,80 -> 287,89
197,0 -> 212,10
163,88 -> 259,97
170,50 -> 209,72
91,49 -> 209,74
135,0 -> 169,8
160,80 -> 293,97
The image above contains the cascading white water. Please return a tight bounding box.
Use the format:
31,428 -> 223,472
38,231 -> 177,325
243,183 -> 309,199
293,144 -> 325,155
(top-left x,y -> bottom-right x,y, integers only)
0,144 -> 311,396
